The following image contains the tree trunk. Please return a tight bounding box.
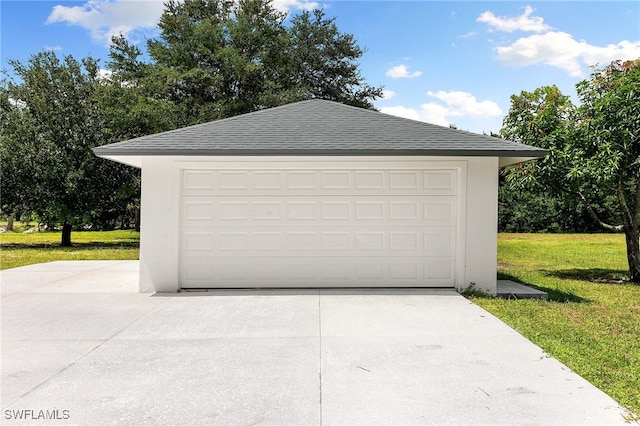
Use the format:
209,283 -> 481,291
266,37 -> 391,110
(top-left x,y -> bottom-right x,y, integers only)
6,214 -> 14,232
134,207 -> 141,232
624,229 -> 640,283
61,221 -> 72,247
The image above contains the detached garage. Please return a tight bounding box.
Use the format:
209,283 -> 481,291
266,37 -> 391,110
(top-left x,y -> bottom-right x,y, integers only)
94,99 -> 545,294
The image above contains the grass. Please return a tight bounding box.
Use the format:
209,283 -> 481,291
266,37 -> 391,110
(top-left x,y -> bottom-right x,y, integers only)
469,233 -> 640,418
0,229 -> 139,270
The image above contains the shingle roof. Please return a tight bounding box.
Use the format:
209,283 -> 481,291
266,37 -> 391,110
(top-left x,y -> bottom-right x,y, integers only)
93,99 -> 546,158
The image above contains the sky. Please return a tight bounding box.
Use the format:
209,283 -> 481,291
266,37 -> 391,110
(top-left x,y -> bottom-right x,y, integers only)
1,0 -> 639,134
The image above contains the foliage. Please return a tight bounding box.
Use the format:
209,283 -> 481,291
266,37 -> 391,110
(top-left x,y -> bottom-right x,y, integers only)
498,185 -> 620,233
501,59 -> 640,281
471,233 -> 640,416
0,51 -> 140,244
285,9 -> 382,108
102,37 -> 180,140
110,0 -> 382,125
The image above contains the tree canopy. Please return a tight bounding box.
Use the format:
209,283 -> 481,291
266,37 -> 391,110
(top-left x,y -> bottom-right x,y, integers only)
0,51 -> 140,245
109,0 -> 382,125
502,59 -> 640,282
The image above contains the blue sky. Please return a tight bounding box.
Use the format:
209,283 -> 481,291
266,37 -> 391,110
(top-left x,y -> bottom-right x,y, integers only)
2,1 -> 639,134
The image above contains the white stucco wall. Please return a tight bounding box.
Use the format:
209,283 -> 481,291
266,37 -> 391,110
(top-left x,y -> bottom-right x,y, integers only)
463,157 -> 499,294
138,157 -> 179,292
136,156 -> 499,294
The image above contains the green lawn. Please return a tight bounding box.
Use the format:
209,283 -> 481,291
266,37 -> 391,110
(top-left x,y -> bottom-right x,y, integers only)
471,233 -> 640,418
1,230 -> 638,416
0,229 -> 139,270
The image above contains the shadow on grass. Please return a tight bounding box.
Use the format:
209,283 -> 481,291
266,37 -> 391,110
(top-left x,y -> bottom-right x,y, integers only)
545,268 -> 629,285
497,272 -> 590,303
0,241 -> 139,249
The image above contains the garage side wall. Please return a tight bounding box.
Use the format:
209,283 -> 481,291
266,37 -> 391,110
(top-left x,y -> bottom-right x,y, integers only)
464,157 -> 499,294
139,157 -> 179,292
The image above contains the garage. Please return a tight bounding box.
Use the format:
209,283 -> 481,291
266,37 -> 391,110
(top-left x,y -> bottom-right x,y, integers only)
180,162 -> 462,288
93,99 -> 545,294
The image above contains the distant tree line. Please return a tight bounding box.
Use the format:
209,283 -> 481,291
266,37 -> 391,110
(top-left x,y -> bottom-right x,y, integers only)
498,184 -> 620,233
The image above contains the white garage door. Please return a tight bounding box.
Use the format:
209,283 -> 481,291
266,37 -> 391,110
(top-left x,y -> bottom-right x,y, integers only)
180,162 -> 461,288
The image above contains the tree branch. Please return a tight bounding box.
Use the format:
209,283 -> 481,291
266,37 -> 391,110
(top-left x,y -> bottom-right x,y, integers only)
577,191 -> 624,232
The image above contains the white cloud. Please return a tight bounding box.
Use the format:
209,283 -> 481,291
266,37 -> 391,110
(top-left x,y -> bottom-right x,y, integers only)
380,91 -> 502,128
581,40 -> 640,69
98,68 -> 113,80
427,91 -> 503,117
47,0 -> 165,45
495,31 -> 640,77
379,105 -> 421,121
386,64 -> 422,79
46,0 -> 321,45
478,5 -> 550,33
272,0 -> 319,13
479,5 -> 640,77
381,90 -> 395,100
44,45 -> 63,51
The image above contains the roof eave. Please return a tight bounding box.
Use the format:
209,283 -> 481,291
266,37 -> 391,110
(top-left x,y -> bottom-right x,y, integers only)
93,147 -> 547,159
499,154 -> 546,168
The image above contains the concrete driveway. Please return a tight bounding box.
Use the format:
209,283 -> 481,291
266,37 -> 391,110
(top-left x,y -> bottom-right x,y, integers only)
1,261 -> 633,425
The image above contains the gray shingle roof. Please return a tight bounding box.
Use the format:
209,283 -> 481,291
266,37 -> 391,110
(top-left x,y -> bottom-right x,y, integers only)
93,99 -> 546,158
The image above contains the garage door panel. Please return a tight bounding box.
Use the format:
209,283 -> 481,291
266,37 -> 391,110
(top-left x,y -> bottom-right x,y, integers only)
218,201 -> 250,220
424,260 -> 456,284
183,232 -> 214,251
287,202 -> 316,220
181,256 -> 456,287
355,171 -> 385,189
182,196 -> 457,226
321,171 -> 350,189
218,171 -> 250,189
424,231 -> 456,256
355,232 -> 385,250
183,228 -> 453,256
321,232 -> 351,250
424,201 -> 456,225
254,232 -> 283,251
180,166 -> 461,288
321,202 -> 351,220
424,170 -> 457,192
389,202 -> 419,220
183,169 -> 459,196
183,201 -> 214,220
287,171 -> 316,189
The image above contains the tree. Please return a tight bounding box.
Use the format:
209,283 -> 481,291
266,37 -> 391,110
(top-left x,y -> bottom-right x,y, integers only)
0,51 -> 139,245
102,36 -> 180,140
109,0 -> 381,124
286,9 -> 382,109
0,95 -> 35,226
502,59 -> 640,282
